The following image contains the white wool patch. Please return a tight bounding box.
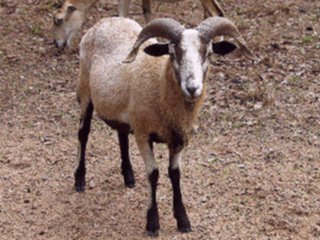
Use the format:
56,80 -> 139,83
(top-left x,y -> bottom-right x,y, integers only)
137,141 -> 158,208
179,30 -> 205,99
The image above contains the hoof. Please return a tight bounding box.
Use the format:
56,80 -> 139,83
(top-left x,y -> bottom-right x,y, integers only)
146,230 -> 159,237
123,172 -> 135,188
146,207 -> 160,238
75,185 -> 85,192
74,169 -> 86,192
178,226 -> 192,233
177,216 -> 191,233
125,181 -> 135,188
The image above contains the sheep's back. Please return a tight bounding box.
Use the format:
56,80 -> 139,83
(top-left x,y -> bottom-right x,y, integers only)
80,17 -> 142,67
79,17 -> 169,132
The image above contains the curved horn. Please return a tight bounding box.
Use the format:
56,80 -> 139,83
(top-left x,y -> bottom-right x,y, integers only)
197,17 -> 256,59
123,18 -> 185,63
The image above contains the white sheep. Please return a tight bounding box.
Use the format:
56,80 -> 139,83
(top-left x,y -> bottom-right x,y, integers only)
75,16 -> 254,236
52,0 -> 225,48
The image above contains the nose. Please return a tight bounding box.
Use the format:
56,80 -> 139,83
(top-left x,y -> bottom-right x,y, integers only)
186,86 -> 198,97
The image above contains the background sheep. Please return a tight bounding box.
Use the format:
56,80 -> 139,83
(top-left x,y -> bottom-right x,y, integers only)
52,0 -> 225,48
118,0 -> 225,23
76,16 -> 254,236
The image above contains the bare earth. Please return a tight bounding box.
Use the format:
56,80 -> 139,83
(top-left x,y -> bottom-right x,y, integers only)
0,0 -> 319,239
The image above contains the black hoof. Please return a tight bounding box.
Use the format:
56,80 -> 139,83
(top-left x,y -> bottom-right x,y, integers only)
146,220 -> 160,237
178,226 -> 192,233
75,184 -> 85,192
125,180 -> 135,188
177,215 -> 191,233
146,207 -> 159,237
146,230 -> 159,237
75,172 -> 86,192
123,172 -> 135,188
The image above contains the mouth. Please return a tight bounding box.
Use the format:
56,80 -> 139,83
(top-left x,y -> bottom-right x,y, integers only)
184,94 -> 200,103
182,88 -> 202,103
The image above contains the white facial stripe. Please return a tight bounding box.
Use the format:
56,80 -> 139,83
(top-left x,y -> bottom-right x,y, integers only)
179,30 -> 205,98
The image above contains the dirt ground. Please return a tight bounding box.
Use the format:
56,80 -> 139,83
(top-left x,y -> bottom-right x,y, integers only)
0,0 -> 319,239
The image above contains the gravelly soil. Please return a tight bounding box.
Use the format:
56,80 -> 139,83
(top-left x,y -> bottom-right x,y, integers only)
0,0 -> 319,239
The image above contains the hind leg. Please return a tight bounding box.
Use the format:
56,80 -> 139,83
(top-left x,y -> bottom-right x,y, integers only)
118,131 -> 135,188
200,0 -> 225,18
142,0 -> 152,23
75,100 -> 94,192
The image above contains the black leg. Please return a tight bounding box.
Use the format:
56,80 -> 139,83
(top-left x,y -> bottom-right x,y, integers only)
146,168 -> 160,236
168,130 -> 191,233
118,131 -> 135,188
74,101 -> 93,192
168,167 -> 191,232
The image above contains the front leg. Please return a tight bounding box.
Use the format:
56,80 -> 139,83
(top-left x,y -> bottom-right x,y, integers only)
168,148 -> 191,233
136,136 -> 160,236
118,0 -> 131,17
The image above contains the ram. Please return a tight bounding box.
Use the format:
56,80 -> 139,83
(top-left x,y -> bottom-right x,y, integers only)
76,16 -> 254,236
52,0 -> 225,48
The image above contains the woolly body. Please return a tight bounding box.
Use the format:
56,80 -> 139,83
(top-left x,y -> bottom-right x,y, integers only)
78,17 -> 205,150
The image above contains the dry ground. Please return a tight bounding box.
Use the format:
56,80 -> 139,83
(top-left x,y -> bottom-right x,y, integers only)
0,0 -> 320,239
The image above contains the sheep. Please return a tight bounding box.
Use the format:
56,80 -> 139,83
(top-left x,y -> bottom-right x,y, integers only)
52,0 -> 225,48
75,16 -> 254,236
52,0 -> 98,48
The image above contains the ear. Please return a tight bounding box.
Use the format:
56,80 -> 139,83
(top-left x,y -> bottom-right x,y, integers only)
144,44 -> 169,57
66,5 -> 77,15
212,41 -> 237,55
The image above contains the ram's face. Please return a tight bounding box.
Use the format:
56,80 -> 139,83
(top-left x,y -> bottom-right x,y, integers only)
170,30 -> 211,102
52,5 -> 81,49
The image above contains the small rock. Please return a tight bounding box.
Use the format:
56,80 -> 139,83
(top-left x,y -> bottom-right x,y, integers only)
89,179 -> 96,189
299,8 -> 306,13
38,47 -> 46,54
201,196 -> 208,203
270,43 -> 280,49
306,26 -> 313,31
237,164 -> 245,169
254,102 -> 263,110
